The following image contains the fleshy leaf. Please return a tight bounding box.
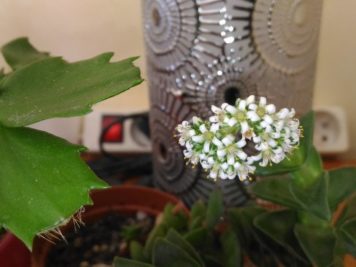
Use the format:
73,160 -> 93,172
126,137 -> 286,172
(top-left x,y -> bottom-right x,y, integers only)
289,171 -> 331,221
2,37 -> 50,70
206,190 -> 224,229
341,219 -> 356,246
0,125 -> 107,248
152,238 -> 202,267
255,112 -> 314,176
294,224 -> 336,267
254,209 -> 307,261
0,52 -> 143,127
220,228 -> 242,267
166,229 -> 204,266
130,241 -> 147,262
328,167 -> 356,212
184,227 -> 209,249
251,176 -> 301,210
339,218 -> 356,257
114,257 -> 154,267
290,146 -> 324,187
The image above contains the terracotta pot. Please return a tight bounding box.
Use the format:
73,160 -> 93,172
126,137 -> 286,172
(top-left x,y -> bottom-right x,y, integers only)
32,185 -> 187,267
0,232 -> 31,267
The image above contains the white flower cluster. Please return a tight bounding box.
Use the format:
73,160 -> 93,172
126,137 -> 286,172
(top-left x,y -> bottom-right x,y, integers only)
176,96 -> 301,181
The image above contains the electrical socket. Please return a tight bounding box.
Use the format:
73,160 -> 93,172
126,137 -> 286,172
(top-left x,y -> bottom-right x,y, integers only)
313,106 -> 349,155
82,108 -> 151,153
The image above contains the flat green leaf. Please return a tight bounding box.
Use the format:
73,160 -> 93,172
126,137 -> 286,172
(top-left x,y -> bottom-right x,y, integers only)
328,167 -> 356,211
166,229 -> 205,266
251,176 -> 301,209
289,172 -> 331,221
190,200 -> 206,230
337,195 -> 356,226
143,223 -> 168,259
206,190 -> 224,229
220,228 -> 242,267
339,218 -> 356,257
254,209 -> 307,261
114,257 -> 154,267
184,227 -> 209,249
290,146 -> 324,187
229,206 -> 265,246
130,241 -> 147,262
161,203 -> 188,231
2,37 -> 50,70
294,224 -> 336,267
255,112 -> 314,176
229,206 -> 281,267
152,238 -> 202,267
0,52 -> 143,127
0,125 -> 107,248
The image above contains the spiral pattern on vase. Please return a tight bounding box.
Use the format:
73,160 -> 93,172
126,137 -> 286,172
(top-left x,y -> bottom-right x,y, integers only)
252,0 -> 323,74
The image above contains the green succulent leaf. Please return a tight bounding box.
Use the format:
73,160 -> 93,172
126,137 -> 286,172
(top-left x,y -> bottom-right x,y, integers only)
184,227 -> 209,249
130,241 -> 147,262
206,190 -> 224,229
254,209 -> 307,261
229,206 -> 265,246
251,176 -> 301,209
0,42 -> 143,127
114,257 -> 154,267
290,146 -> 324,187
328,167 -> 356,212
152,238 -> 202,267
2,37 -> 50,70
337,195 -> 356,227
220,228 -> 242,267
144,223 -> 168,259
289,171 -> 331,221
340,218 -> 356,256
166,229 -> 205,266
0,125 -> 107,248
294,224 -> 336,267
255,111 -> 314,176
190,200 -> 206,230
161,203 -> 188,231
229,206 -> 282,267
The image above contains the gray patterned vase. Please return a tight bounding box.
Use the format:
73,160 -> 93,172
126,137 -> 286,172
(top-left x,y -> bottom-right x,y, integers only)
142,0 -> 323,207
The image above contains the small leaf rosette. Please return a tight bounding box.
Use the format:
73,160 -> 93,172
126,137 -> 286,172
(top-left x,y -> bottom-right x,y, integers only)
176,96 -> 302,181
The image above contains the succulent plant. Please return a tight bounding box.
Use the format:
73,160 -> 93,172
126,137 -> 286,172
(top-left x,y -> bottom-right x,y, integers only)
114,190 -> 243,267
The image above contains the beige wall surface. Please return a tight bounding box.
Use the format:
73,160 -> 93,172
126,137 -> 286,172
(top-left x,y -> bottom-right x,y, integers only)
0,0 -> 355,158
315,0 -> 356,159
0,0 -> 149,110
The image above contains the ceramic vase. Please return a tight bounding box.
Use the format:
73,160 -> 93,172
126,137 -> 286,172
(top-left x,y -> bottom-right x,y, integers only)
143,0 -> 323,206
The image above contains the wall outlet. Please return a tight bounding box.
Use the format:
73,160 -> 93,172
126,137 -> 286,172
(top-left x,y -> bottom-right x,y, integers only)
82,108 -> 151,153
313,106 -> 349,155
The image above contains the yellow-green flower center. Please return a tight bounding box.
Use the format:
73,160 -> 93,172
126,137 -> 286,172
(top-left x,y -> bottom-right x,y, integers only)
235,111 -> 246,121
257,107 -> 266,117
203,131 -> 214,141
226,144 -> 237,154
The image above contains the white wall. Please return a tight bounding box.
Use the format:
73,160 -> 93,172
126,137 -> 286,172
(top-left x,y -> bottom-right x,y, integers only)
0,0 -> 149,143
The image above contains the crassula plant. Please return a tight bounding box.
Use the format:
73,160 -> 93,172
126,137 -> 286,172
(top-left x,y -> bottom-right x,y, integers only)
174,96 -> 356,267
0,38 -> 142,248
114,191 -> 240,267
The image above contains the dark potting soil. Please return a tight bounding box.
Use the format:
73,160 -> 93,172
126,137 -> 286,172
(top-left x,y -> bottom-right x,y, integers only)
46,212 -> 154,267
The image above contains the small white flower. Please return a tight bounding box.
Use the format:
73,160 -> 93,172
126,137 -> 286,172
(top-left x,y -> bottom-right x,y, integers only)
176,95 -> 301,182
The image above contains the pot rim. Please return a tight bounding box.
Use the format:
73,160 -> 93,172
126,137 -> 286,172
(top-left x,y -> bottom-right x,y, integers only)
32,185 -> 186,267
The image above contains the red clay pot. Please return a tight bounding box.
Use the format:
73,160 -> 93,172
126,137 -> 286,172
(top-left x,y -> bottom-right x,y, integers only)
0,232 -> 31,267
32,185 -> 187,267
